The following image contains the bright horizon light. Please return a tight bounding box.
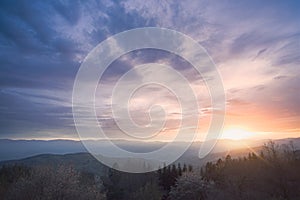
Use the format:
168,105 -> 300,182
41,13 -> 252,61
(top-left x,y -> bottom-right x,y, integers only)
221,128 -> 254,140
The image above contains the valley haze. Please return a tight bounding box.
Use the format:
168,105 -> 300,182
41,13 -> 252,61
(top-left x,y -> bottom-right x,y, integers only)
1,137 -> 299,162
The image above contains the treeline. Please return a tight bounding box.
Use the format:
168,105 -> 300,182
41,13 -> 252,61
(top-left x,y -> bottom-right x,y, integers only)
169,141 -> 300,200
158,163 -> 193,190
157,163 -> 193,199
0,161 -> 193,200
105,162 -> 193,200
105,166 -> 158,199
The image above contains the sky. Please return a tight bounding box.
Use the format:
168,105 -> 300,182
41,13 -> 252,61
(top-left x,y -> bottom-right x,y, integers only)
0,0 -> 299,141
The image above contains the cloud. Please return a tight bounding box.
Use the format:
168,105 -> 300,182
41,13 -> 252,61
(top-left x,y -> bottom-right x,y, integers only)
0,0 -> 299,139
0,88 -> 74,138
0,0 -> 158,138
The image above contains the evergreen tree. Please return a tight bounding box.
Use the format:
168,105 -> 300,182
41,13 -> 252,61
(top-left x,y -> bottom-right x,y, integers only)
183,163 -> 187,172
177,163 -> 182,176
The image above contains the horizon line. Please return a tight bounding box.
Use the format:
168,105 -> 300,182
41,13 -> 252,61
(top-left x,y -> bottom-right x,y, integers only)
0,136 -> 299,143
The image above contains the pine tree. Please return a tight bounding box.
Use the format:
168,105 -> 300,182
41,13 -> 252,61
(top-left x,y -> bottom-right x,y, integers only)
177,163 -> 182,176
183,163 -> 187,172
188,165 -> 193,172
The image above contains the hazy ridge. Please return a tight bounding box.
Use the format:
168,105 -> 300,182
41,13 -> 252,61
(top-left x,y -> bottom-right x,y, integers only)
1,137 -> 299,162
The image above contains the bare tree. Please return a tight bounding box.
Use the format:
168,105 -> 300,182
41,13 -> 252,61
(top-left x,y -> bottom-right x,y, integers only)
5,165 -> 106,200
169,171 -> 211,200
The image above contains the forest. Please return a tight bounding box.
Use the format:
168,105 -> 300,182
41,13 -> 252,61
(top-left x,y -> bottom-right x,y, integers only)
0,141 -> 299,200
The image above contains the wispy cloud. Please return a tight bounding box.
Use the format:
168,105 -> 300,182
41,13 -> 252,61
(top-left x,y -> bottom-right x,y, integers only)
0,0 -> 299,139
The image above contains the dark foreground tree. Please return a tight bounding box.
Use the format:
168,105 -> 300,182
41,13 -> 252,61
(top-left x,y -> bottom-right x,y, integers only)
130,181 -> 163,200
201,141 -> 300,200
169,171 -> 212,200
1,165 -> 106,200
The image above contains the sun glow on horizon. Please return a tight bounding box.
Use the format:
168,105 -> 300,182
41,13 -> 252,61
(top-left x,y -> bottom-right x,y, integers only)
221,128 -> 254,140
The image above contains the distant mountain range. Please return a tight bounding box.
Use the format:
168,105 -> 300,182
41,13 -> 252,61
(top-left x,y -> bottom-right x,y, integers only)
0,139 -> 86,161
0,137 -> 299,176
1,137 -> 300,162
0,152 -> 109,176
